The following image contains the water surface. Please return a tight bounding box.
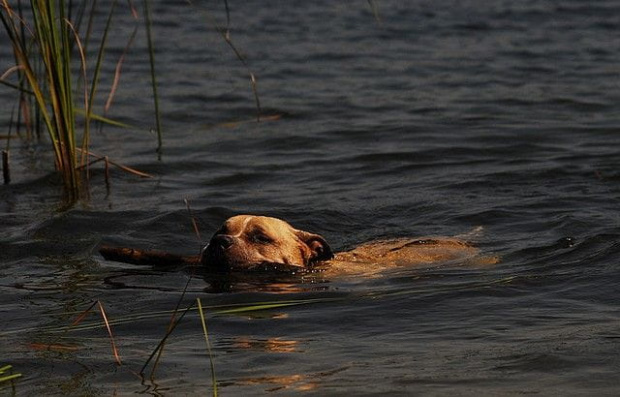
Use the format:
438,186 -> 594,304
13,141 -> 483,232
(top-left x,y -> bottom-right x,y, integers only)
1,0 -> 620,395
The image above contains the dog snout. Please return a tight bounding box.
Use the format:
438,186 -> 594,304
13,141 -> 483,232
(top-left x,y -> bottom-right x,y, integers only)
210,234 -> 235,251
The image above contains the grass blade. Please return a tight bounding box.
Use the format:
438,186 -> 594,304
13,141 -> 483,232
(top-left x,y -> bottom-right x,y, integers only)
185,0 -> 262,121
197,298 -> 218,397
105,25 -> 137,114
0,374 -> 22,383
97,301 -> 122,365
0,365 -> 22,384
142,0 -> 163,153
63,17 -> 90,169
140,303 -> 194,375
75,148 -> 154,178
74,108 -> 137,129
86,0 -> 117,140
367,0 -> 382,25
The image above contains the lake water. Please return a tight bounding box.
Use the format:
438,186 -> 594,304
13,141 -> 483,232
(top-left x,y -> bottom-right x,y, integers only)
1,0 -> 620,395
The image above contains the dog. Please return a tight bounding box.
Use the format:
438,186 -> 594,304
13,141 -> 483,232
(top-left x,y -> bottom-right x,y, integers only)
201,215 -> 490,275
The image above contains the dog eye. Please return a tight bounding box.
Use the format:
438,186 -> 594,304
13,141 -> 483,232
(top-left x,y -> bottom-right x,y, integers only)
251,233 -> 273,244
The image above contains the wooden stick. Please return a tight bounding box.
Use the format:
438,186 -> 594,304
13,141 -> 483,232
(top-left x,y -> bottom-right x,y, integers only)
99,245 -> 200,267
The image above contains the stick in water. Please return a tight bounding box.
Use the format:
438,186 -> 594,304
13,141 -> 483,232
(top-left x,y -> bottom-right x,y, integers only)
99,245 -> 200,267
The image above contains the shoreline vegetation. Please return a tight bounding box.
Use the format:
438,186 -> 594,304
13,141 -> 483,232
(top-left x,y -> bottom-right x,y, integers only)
0,0 -> 378,201
0,0 -> 160,203
0,0 -> 266,204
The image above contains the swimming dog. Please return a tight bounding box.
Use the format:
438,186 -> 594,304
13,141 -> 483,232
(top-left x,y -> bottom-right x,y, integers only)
201,215 -> 485,275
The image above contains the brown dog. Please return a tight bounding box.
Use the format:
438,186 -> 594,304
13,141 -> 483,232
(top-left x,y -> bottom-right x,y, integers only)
201,215 -> 333,271
201,215 -> 488,275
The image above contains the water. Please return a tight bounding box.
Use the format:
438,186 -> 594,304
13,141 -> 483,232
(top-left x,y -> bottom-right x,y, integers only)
1,0 -> 620,395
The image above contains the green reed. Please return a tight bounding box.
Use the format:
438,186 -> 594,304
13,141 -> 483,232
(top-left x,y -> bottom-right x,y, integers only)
142,0 -> 163,153
0,364 -> 22,384
2,0 -> 81,199
197,298 -> 218,397
0,0 -> 156,202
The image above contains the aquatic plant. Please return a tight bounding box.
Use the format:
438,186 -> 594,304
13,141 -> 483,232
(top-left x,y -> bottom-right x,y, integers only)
0,0 -> 157,202
0,0 -> 281,202
1,0 -> 94,200
0,364 -> 22,384
141,0 -> 162,153
197,298 -> 218,397
0,0 -> 83,198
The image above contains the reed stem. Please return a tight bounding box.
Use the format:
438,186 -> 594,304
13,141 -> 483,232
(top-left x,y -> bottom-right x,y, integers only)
2,150 -> 9,184
142,0 -> 163,153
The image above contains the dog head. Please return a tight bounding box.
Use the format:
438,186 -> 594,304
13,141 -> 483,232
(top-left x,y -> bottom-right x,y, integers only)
201,215 -> 333,271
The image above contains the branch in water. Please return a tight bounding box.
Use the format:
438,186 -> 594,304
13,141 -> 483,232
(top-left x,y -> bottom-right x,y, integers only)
99,245 -> 200,267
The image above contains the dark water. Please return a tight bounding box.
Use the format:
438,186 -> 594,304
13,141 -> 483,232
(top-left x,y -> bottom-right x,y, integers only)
2,0 -> 620,395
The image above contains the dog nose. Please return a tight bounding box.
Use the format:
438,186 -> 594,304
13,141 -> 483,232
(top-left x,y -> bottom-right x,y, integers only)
210,234 -> 234,250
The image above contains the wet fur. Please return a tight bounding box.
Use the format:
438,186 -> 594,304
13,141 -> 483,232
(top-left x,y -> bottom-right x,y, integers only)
201,215 -> 491,275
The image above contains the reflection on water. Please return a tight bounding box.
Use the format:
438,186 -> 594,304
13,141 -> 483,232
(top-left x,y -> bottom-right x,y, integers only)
222,367 -> 351,393
229,373 -> 318,393
201,271 -> 332,293
227,336 -> 301,353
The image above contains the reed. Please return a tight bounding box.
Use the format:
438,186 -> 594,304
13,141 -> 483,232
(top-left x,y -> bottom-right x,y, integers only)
197,298 -> 218,397
1,1 -> 265,202
0,0 -> 143,202
1,2 -> 82,199
0,365 -> 22,384
142,0 -> 163,153
2,0 -> 77,199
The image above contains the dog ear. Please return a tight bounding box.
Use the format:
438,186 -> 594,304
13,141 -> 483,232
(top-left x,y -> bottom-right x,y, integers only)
295,230 -> 333,264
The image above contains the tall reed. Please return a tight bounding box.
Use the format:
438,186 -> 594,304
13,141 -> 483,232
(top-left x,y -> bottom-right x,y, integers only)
2,0 -> 77,198
0,0 -> 119,201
